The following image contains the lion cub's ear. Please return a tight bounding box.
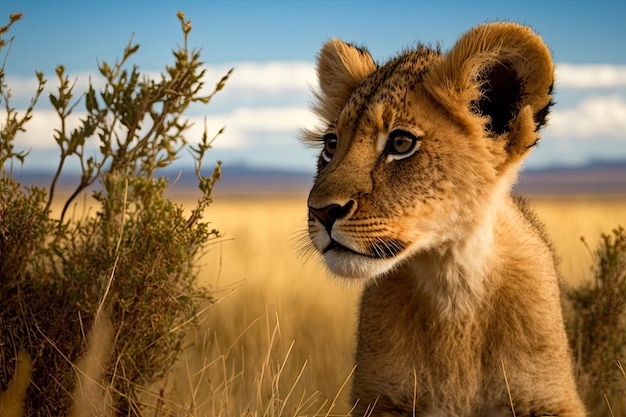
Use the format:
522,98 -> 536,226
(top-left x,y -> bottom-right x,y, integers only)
424,22 -> 554,166
314,39 -> 377,123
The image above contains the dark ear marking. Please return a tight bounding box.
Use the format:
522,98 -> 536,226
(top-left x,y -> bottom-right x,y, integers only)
475,62 -> 522,136
474,63 -> 555,137
533,83 -> 554,131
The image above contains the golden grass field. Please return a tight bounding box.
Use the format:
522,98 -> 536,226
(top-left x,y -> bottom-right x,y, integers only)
156,192 -> 625,416
43,189 -> 625,415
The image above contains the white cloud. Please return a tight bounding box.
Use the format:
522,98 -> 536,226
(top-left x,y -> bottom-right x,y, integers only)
5,61 -> 316,102
198,61 -> 317,107
546,95 -> 626,138
184,107 -> 317,148
8,62 -> 626,104
0,109 -> 84,149
555,64 -> 626,88
206,61 -> 316,92
204,107 -> 314,132
1,106 -> 317,151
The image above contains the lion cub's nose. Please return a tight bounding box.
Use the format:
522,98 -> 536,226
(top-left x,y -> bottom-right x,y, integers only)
309,200 -> 355,231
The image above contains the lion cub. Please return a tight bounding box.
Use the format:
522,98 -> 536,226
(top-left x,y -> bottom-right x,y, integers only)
304,23 -> 585,416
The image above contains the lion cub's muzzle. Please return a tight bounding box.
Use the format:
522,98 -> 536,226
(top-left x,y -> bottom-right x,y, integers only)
307,200 -> 405,260
307,198 -> 408,278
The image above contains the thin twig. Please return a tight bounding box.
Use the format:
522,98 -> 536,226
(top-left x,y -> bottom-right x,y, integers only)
501,359 -> 517,417
604,393 -> 616,417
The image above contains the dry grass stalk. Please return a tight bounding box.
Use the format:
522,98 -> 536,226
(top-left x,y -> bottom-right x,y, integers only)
70,313 -> 114,417
0,351 -> 32,417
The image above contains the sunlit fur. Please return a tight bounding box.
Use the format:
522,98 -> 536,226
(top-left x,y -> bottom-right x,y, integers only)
303,23 -> 585,416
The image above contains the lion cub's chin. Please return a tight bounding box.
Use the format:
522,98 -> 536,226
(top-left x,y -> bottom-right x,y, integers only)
323,249 -> 400,280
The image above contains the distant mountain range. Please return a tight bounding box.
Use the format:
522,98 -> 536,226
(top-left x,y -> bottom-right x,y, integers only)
215,160 -> 626,196
11,159 -> 626,196
514,160 -> 626,195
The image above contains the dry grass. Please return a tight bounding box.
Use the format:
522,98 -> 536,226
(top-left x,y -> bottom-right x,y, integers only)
163,193 -> 624,415
530,195 -> 626,285
45,192 -> 625,415
163,194 -> 360,416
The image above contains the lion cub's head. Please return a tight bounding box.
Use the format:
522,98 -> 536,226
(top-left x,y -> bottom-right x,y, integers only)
304,23 -> 554,279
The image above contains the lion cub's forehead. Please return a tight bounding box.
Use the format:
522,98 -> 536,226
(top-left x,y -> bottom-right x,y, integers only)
337,46 -> 441,132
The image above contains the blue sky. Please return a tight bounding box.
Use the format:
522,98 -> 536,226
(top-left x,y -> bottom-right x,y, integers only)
2,1 -> 626,175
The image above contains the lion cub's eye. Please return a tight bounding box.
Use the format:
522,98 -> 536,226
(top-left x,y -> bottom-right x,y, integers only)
386,129 -> 421,161
322,133 -> 338,163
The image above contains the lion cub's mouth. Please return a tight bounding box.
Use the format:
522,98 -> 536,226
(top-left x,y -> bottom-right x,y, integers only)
322,240 -> 358,255
323,238 -> 404,259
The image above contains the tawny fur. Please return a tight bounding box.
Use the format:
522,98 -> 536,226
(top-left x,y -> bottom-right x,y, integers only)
304,23 -> 585,416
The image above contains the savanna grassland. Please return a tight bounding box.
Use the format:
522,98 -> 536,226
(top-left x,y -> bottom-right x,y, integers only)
48,191 -> 624,415
162,192 -> 625,415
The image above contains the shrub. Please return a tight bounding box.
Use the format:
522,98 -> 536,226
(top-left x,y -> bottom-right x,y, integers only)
0,11 -> 230,415
568,226 -> 626,414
